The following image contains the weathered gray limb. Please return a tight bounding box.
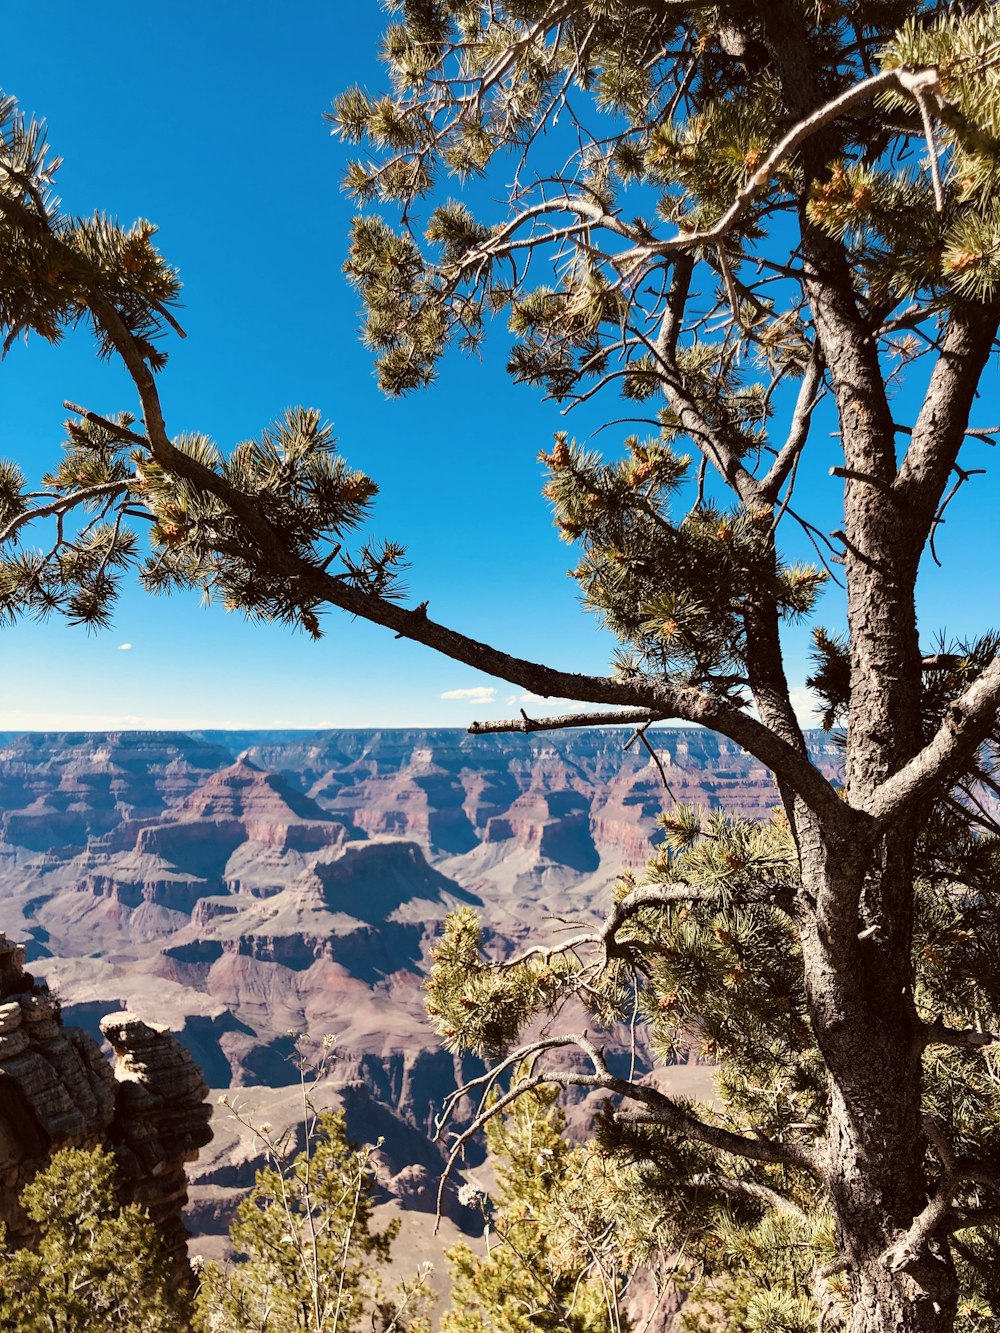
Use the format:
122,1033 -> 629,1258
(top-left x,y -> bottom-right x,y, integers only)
468,708 -> 665,734
651,342 -> 763,505
920,1019 -> 997,1051
631,725 -> 678,800
62,402 -> 149,448
491,882 -> 749,974
867,655 -> 1000,823
761,350 -> 826,501
616,66 -> 947,265
609,1090 -> 817,1171
457,1031 -> 818,1178
883,1120 -> 958,1273
894,302 -> 1000,564
688,1173 -> 808,1219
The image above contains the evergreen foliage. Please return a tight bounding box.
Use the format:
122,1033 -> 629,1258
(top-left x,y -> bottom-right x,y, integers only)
194,1104 -> 429,1333
429,801 -> 1000,1329
0,1144 -> 187,1331
0,96 -> 401,635
441,1087 -> 636,1332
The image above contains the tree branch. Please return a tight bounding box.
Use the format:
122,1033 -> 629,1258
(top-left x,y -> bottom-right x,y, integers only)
606,1081 -> 817,1173
760,350 -> 825,501
468,708 -> 665,735
437,1030 -> 818,1212
615,66 -> 944,264
0,481 -> 130,547
920,1018 -> 998,1052
63,402 -> 149,449
867,655 -> 1000,824
894,300 -> 1000,563
491,882 -> 744,975
296,575 -> 849,827
687,1173 -> 808,1219
884,1118 -> 957,1272
83,262 -> 848,830
640,319 -> 763,506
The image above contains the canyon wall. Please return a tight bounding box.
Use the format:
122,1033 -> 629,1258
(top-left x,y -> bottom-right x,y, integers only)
0,727 -> 841,1245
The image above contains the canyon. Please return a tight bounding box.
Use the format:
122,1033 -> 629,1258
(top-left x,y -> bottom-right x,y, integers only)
0,725 -> 841,1265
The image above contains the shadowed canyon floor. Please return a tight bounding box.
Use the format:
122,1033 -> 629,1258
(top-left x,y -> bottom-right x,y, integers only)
0,727 -> 840,1271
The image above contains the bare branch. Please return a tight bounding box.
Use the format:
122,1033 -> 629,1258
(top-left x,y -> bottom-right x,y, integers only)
606,1085 -> 817,1172
884,1118 -> 957,1271
656,252 -> 693,361
454,1030 -> 819,1203
63,402 -> 150,449
634,725 -> 678,801
633,318 -> 763,505
469,708 -> 665,735
433,1035 -> 594,1227
615,66 -> 946,265
867,654 -> 1000,824
687,1172 -> 808,1219
894,300 -> 1000,561
491,882 -> 728,974
760,351 -> 825,501
920,1019 -> 998,1051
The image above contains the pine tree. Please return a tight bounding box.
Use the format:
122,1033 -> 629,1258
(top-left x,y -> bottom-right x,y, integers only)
0,1144 -> 188,1331
194,1105 -> 430,1333
441,1087 -> 633,1332
6,6 -> 1000,1330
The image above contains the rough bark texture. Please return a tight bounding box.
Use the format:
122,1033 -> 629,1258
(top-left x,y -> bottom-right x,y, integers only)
748,5 -> 998,1327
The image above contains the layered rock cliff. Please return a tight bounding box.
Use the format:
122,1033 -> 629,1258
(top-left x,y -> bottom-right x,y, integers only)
0,726 -> 844,1251
0,933 -> 211,1273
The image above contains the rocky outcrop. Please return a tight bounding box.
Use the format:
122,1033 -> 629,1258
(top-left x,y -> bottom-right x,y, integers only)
100,1012 -> 213,1264
0,934 -> 211,1274
0,726 -> 844,1103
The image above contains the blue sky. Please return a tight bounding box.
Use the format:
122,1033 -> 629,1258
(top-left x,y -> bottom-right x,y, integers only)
1,3 -> 997,731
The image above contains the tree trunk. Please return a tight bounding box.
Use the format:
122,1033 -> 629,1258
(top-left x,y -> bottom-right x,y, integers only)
799,833 -> 959,1333
846,1258 -> 957,1333
828,1059 -> 958,1333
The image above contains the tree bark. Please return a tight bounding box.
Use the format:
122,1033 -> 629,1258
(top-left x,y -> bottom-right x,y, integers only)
790,822 -> 958,1331
751,6 -> 968,1326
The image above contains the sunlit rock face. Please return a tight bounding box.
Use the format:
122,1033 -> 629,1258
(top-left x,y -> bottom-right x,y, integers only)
0,934 -> 211,1275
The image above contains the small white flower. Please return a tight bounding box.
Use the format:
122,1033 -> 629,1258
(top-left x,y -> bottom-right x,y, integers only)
457,1183 -> 488,1208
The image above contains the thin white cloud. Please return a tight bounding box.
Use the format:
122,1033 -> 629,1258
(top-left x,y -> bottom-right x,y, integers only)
440,686 -> 497,703
788,687 -> 823,728
117,643 -> 133,651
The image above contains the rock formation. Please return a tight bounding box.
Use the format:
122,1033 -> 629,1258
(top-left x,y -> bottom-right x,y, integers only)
0,726 -> 849,1257
0,934 -> 211,1274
